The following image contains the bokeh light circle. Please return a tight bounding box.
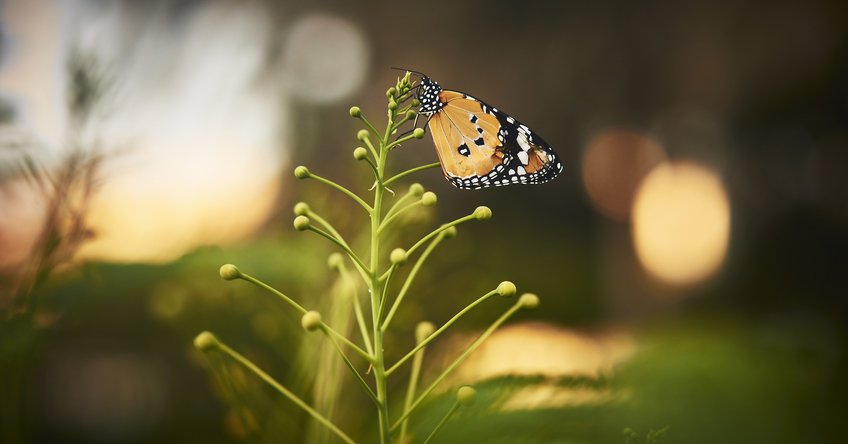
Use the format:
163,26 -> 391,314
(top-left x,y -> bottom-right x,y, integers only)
632,161 -> 730,286
582,130 -> 665,221
282,13 -> 369,104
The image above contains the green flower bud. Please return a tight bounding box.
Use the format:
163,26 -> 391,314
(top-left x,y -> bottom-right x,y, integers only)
388,100 -> 398,111
443,226 -> 458,239
405,110 -> 417,119
353,147 -> 368,160
412,99 -> 420,106
194,331 -> 220,351
390,248 -> 407,266
357,129 -> 370,142
219,264 -> 242,281
293,215 -> 310,231
293,202 -> 310,216
409,183 -> 425,197
301,311 -> 322,332
386,87 -> 397,98
415,321 -> 435,343
413,128 -> 426,139
457,386 -> 477,406
497,281 -> 516,297
327,253 -> 344,270
473,206 -> 492,221
294,166 -> 310,179
349,106 -> 361,118
518,293 -> 540,309
421,191 -> 437,206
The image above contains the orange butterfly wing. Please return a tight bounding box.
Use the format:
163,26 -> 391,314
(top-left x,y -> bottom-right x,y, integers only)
427,92 -> 505,184
426,90 -> 562,189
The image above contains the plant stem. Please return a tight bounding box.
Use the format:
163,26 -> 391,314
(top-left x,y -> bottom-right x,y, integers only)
240,273 -> 373,362
370,118 -> 391,444
308,172 -> 373,213
421,400 -> 460,444
338,263 -> 374,356
381,233 -> 447,332
215,340 -> 356,444
386,289 -> 499,375
383,162 -> 441,187
320,326 -> 379,405
391,301 -> 524,431
399,330 -> 428,444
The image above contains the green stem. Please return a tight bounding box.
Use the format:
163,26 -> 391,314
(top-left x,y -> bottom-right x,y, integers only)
386,289 -> 498,375
215,340 -> 356,444
308,172 -> 373,213
377,264 -> 398,322
399,330 -> 429,444
421,401 -> 461,444
386,133 -> 420,150
381,234 -> 447,332
338,263 -> 374,356
306,225 -> 370,276
383,189 -> 419,220
307,211 -> 370,283
406,214 -> 476,257
320,326 -> 378,405
240,273 -> 373,363
391,301 -> 524,431
370,113 -> 392,444
378,200 -> 423,234
358,114 -> 382,141
383,162 -> 441,187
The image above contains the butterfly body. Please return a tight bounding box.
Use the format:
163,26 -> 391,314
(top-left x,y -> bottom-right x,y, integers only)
415,75 -> 562,190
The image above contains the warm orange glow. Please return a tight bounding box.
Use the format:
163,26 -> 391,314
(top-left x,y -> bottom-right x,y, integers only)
631,161 -> 730,286
440,322 -> 634,408
582,130 -> 665,221
0,178 -> 46,269
78,173 -> 280,263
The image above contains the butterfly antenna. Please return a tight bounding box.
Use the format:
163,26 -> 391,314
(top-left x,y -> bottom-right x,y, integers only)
390,67 -> 427,78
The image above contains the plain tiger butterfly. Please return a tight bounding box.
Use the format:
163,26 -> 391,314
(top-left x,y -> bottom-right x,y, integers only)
401,70 -> 563,190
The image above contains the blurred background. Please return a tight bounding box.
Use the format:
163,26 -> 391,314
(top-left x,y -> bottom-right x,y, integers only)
1,0 -> 846,443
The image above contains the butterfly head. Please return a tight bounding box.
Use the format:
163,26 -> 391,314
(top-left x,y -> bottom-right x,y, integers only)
417,76 -> 444,116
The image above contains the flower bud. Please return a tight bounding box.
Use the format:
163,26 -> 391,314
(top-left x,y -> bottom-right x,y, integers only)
415,321 -> 435,343
412,99 -> 420,106
518,293 -> 540,309
349,106 -> 361,118
294,166 -> 310,179
219,264 -> 242,281
386,87 -> 397,98
473,206 -> 492,221
388,100 -> 398,111
442,226 -> 458,239
405,110 -> 417,119
357,129 -> 370,142
457,386 -> 477,406
409,183 -> 425,197
353,147 -> 368,160
421,191 -> 437,206
293,202 -> 310,216
293,215 -> 310,231
327,253 -> 344,270
390,248 -> 407,266
194,331 -> 220,351
413,128 -> 426,139
301,311 -> 322,332
497,281 -> 516,297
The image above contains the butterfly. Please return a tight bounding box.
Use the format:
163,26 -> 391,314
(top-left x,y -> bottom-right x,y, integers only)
405,70 -> 563,190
